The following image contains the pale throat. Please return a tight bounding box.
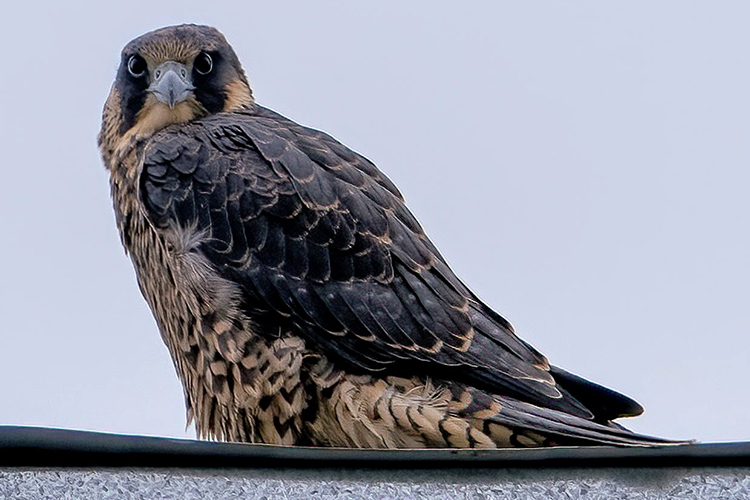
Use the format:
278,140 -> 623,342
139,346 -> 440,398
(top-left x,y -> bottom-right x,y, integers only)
126,94 -> 205,142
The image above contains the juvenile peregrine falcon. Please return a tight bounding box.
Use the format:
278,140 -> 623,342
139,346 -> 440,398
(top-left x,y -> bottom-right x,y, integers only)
99,24 -> 675,447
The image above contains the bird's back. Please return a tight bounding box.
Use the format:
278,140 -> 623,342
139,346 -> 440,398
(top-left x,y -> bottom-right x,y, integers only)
126,106 -> 671,447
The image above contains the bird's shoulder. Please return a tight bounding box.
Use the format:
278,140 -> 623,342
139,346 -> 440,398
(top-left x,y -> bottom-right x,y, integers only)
138,104 -> 444,288
141,105 -> 407,213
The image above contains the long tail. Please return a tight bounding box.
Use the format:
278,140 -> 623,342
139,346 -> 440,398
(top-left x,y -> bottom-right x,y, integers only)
450,384 -> 690,447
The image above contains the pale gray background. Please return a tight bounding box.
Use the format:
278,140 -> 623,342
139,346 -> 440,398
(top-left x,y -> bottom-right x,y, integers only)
1,1 -> 747,443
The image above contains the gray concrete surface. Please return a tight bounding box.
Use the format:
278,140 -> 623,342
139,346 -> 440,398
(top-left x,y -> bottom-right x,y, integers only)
1,466 -> 748,500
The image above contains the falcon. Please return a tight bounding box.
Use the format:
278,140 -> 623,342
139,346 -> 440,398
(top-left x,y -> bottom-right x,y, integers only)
99,24 -> 677,448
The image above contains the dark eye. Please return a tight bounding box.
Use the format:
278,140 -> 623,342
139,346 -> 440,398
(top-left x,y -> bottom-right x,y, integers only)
194,52 -> 213,75
127,55 -> 147,78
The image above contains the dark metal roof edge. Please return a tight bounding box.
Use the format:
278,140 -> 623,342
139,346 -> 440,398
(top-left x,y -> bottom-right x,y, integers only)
0,426 -> 747,469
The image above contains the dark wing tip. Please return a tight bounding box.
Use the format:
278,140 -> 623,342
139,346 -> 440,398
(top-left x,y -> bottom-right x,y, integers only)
550,365 -> 645,422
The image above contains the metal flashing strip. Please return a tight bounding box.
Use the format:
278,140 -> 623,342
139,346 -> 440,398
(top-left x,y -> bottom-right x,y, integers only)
0,426 -> 747,468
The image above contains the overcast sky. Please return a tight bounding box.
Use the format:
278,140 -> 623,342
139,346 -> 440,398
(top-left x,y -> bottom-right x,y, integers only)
1,1 -> 748,444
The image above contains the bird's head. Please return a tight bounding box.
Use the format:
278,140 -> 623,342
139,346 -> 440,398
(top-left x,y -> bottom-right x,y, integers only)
99,24 -> 253,165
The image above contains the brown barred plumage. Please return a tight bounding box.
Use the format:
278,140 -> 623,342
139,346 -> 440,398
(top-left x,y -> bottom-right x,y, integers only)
99,24 -> 685,448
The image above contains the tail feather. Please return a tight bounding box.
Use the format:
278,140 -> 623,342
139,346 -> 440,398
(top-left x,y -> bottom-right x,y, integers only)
492,395 -> 686,446
452,384 -> 688,447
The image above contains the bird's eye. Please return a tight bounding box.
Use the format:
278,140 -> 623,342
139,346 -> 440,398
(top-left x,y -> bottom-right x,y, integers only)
194,53 -> 213,75
127,55 -> 147,78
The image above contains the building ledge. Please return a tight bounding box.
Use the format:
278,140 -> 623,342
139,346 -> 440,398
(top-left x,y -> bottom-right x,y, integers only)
1,426 -> 748,499
0,425 -> 747,468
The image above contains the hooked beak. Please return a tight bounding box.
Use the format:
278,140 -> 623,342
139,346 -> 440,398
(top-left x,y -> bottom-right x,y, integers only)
148,61 -> 194,108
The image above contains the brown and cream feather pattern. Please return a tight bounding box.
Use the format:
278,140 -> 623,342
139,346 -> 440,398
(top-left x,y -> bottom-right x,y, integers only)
99,24 -> 681,448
